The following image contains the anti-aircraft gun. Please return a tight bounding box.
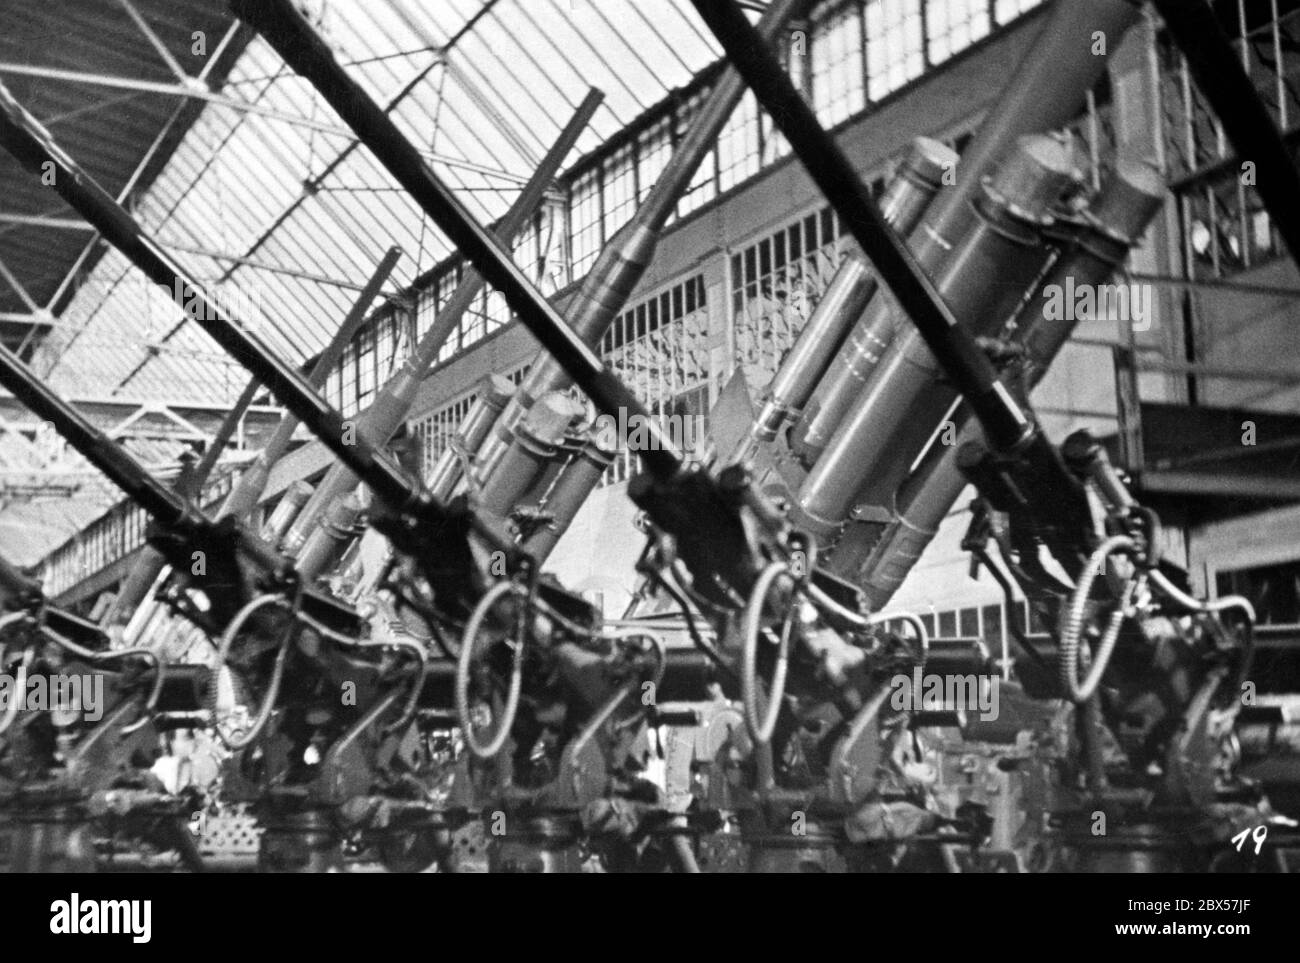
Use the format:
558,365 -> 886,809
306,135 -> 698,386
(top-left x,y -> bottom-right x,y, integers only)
99,243 -> 403,650
1,551 -> 190,871
0,369 -> 236,872
522,0 -> 1147,872
232,0 -> 815,873
238,0 -> 1182,873
671,0 -> 1296,872
0,82 -> 525,871
6,0 -> 810,868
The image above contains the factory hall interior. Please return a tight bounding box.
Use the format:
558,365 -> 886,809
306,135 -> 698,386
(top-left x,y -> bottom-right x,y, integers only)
1,0 -> 1299,876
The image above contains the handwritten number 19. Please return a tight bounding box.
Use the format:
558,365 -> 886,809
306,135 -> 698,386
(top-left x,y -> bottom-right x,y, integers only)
1231,824 -> 1267,855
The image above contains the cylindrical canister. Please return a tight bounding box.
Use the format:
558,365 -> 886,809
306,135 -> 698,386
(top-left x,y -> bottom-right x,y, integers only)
477,391 -> 583,521
523,427 -> 619,562
786,137 -> 957,464
425,374 -> 515,501
260,479 -> 314,549
854,155 -> 1164,609
793,134 -> 1080,544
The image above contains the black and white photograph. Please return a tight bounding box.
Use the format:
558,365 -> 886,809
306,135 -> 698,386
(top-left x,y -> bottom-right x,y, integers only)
0,0 -> 1297,917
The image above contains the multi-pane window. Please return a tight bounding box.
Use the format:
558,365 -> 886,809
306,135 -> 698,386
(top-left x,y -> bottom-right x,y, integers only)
357,332 -> 376,409
638,115 -> 674,203
731,206 -> 844,391
325,365 -> 343,412
339,341 -> 358,417
570,168 -> 603,277
866,0 -> 926,101
603,143 -> 638,239
514,216 -> 541,283
435,266 -> 462,312
926,0 -> 991,66
674,91 -> 719,221
994,0 -> 1043,23
376,314 -> 406,384
904,601 -> 1015,651
811,4 -> 866,126
717,91 -> 762,192
463,285 -> 511,347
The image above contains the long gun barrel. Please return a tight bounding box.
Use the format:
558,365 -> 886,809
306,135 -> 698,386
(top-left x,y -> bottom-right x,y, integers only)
232,0 -> 684,485
0,341 -> 287,616
100,247 -> 401,632
425,374 -> 515,502
469,0 -> 810,502
0,83 -> 444,541
287,90 -> 602,581
220,246 -> 403,523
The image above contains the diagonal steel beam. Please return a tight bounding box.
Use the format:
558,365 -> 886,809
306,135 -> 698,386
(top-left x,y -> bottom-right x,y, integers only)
0,62 -> 528,185
0,213 -> 92,230
25,23 -> 246,365
0,254 -> 41,313
152,237 -> 371,291
234,0 -> 682,481
116,0 -> 191,85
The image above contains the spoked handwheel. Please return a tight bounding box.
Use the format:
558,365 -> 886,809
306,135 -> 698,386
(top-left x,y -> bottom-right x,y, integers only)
740,560 -> 798,745
455,580 -> 528,760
